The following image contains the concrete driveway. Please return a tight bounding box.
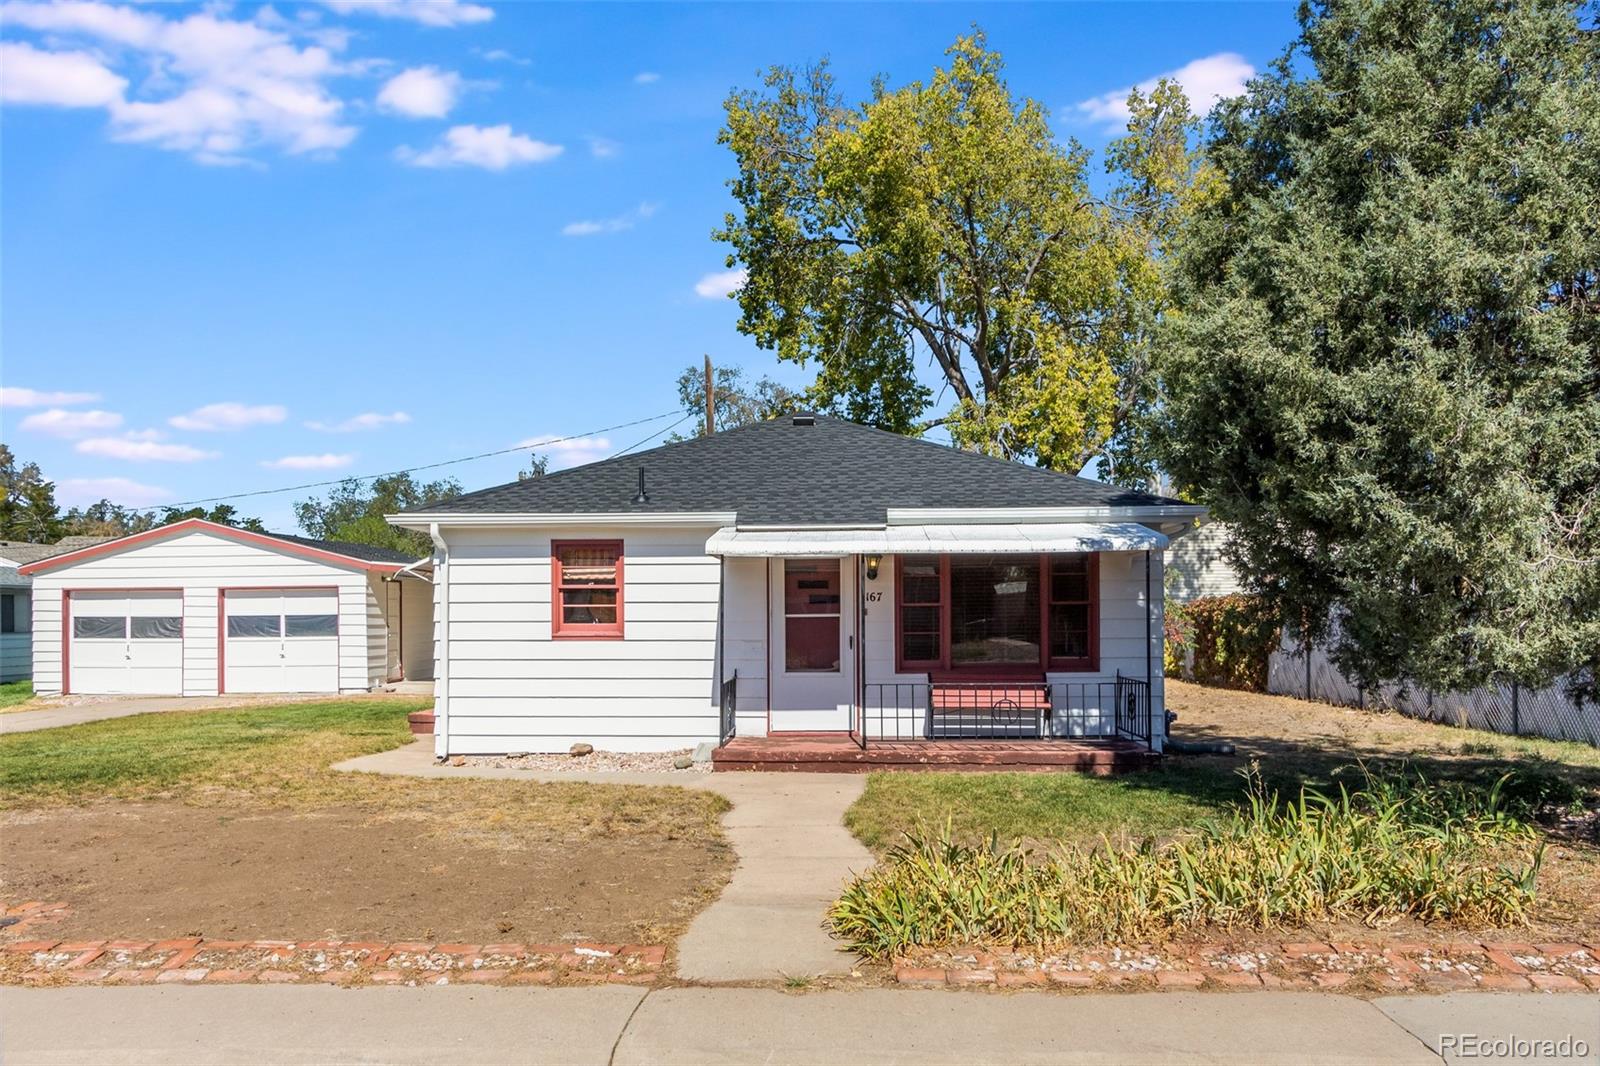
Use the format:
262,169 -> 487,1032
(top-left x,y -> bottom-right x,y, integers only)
3,987 -> 1594,1065
0,696 -> 286,735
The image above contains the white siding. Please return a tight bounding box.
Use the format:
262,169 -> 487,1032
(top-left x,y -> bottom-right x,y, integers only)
437,525 -> 722,754
433,532 -> 1166,754
1,588 -> 31,682
1165,522 -> 1241,604
28,530 -> 386,696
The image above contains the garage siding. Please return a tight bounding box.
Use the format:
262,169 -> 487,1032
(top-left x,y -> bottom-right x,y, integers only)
438,524 -> 722,754
29,530 -> 385,696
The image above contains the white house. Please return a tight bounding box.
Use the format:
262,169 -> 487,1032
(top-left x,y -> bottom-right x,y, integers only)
0,566 -> 30,684
0,537 -> 112,683
389,415 -> 1204,766
1164,520 -> 1244,603
19,519 -> 433,697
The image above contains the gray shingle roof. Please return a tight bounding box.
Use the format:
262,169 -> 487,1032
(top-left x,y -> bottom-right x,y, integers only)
408,415 -> 1188,526
0,540 -> 81,565
256,531 -> 421,565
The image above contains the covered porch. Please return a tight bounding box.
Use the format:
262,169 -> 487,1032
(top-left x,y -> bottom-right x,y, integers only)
708,519 -> 1169,769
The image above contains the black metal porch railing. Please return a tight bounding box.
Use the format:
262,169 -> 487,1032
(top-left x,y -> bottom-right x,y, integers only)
719,670 -> 737,746
858,673 -> 1153,749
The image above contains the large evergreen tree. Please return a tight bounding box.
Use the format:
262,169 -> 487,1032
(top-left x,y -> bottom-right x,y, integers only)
1154,0 -> 1600,696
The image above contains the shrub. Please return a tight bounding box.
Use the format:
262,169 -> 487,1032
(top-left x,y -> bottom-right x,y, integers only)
1184,594 -> 1279,691
829,767 -> 1543,959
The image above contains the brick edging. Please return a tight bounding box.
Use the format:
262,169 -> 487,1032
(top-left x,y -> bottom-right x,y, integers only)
2,937 -> 666,987
893,940 -> 1600,993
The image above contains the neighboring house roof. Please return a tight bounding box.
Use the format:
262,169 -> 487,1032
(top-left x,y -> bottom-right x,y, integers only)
0,566 -> 29,590
0,540 -> 94,566
398,414 -> 1196,527
17,518 -> 419,576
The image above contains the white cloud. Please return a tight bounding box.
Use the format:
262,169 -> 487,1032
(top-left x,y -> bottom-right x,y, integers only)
0,0 -> 359,164
562,202 -> 657,237
585,135 -> 619,159
76,437 -> 218,462
514,434 -> 613,470
319,0 -> 493,28
0,40 -> 127,108
694,267 -> 747,300
397,124 -> 563,170
57,476 -> 171,507
0,386 -> 101,407
305,410 -> 411,432
377,65 -> 460,119
17,408 -> 123,438
169,401 -> 288,431
1074,52 -> 1254,128
476,48 -> 528,67
261,452 -> 354,470
633,71 -> 659,84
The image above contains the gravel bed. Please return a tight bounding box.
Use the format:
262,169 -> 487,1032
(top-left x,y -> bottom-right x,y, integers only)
463,749 -> 711,773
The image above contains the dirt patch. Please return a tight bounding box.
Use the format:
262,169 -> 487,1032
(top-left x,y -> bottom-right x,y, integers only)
1,801 -> 731,944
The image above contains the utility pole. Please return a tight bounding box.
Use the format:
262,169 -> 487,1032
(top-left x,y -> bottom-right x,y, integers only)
704,354 -> 715,436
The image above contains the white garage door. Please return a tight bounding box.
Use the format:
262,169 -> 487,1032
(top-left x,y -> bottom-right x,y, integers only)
69,591 -> 184,695
224,589 -> 340,694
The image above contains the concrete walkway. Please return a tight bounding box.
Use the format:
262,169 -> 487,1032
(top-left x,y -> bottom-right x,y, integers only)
335,741 -> 873,981
4,987 -> 1594,1065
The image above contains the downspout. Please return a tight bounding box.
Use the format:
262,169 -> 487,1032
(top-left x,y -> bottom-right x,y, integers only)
429,522 -> 449,760
1146,549 -> 1156,752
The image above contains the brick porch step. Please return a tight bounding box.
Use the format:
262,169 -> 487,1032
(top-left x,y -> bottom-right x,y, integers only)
407,711 -> 435,736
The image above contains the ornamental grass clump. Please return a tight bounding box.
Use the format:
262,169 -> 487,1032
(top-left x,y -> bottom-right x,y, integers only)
830,768 -> 1543,959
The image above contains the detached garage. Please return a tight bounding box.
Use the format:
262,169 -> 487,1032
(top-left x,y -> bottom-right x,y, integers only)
19,518 -> 433,697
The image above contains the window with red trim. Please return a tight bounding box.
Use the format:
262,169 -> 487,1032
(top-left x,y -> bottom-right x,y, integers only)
1046,553 -> 1097,670
894,552 -> 1099,673
552,540 -> 623,638
896,555 -> 944,669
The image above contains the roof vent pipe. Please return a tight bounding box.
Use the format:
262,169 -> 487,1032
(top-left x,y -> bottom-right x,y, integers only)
792,413 -> 815,426
632,468 -> 650,504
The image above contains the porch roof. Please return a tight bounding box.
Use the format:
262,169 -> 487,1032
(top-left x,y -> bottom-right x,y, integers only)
703,521 -> 1167,557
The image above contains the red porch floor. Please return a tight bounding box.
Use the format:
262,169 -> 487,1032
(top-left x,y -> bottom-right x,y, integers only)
712,735 -> 1157,775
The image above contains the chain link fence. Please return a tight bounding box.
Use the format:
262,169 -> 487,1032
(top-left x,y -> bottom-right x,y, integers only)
1268,635 -> 1599,748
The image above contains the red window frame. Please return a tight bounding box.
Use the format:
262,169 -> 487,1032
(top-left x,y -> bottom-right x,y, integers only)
1044,553 -> 1099,672
551,539 -> 624,639
893,553 -> 1099,674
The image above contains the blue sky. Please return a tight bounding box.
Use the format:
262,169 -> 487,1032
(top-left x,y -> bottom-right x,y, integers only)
1,1 -> 1297,530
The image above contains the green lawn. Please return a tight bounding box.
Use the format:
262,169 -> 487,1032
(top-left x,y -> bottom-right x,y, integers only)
0,694 -> 731,843
845,765 -> 1243,851
0,680 -> 34,710
846,683 -> 1599,853
0,695 -> 426,804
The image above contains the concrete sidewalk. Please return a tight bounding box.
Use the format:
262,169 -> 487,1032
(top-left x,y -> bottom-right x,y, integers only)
3,987 -> 1594,1065
335,740 -> 873,981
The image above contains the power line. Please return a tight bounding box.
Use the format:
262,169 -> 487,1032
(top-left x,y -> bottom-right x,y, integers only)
145,410 -> 683,510
609,411 -> 698,460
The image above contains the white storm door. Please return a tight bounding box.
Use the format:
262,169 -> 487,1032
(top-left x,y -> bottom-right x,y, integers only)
767,557 -> 854,732
224,589 -> 340,694
69,591 -> 184,695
